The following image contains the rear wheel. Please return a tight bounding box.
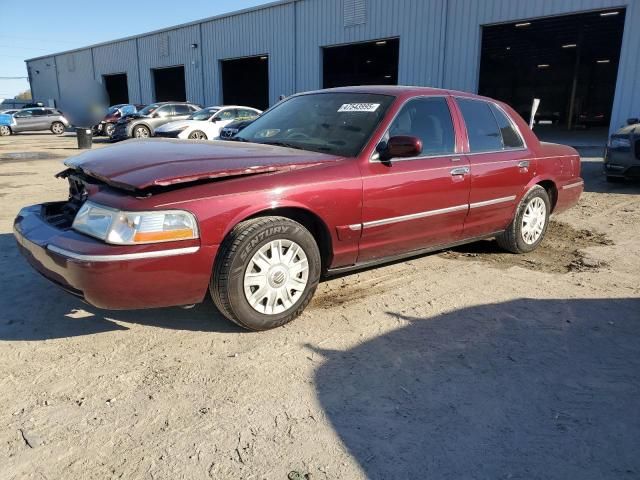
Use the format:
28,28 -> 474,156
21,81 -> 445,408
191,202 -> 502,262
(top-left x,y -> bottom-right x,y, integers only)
0,125 -> 11,136
188,130 -> 208,140
51,122 -> 65,135
496,185 -> 550,254
133,125 -> 150,138
210,216 -> 321,331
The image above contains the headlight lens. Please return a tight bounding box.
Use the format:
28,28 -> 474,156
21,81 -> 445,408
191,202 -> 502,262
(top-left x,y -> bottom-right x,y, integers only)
72,201 -> 198,245
608,137 -> 631,148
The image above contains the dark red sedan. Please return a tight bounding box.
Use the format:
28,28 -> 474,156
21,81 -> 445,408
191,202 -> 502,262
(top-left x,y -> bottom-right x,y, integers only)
14,86 -> 583,330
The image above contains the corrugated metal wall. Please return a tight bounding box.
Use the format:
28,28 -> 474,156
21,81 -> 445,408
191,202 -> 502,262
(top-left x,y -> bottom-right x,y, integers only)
200,2 -> 296,106
294,0 -> 448,91
25,0 -> 639,133
54,50 -> 95,105
136,24 -> 203,105
92,39 -> 141,103
26,57 -> 59,103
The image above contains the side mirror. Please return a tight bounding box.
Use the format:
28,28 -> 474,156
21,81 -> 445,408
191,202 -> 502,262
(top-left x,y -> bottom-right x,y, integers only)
627,118 -> 639,126
211,117 -> 219,123
379,135 -> 423,161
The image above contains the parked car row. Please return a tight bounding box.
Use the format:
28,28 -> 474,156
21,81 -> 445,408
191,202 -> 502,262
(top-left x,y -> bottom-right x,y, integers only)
155,105 -> 261,140
92,103 -> 146,137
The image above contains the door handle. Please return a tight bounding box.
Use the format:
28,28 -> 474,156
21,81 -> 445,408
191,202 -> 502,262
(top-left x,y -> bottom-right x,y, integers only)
450,166 -> 470,176
517,160 -> 530,169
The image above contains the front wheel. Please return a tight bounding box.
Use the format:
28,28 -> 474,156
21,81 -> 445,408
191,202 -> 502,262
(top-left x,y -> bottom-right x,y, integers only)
51,122 -> 65,135
496,185 -> 550,253
104,123 -> 115,137
210,216 -> 321,331
133,125 -> 150,138
188,130 -> 208,140
0,125 -> 11,136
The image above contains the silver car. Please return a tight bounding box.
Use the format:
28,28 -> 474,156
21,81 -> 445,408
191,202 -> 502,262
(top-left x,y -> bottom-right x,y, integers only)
110,102 -> 201,141
11,108 -> 70,135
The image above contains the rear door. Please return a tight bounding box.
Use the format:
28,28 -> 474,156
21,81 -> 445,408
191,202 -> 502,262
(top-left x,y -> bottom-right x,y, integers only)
454,98 -> 533,238
358,96 -> 471,262
172,104 -> 193,120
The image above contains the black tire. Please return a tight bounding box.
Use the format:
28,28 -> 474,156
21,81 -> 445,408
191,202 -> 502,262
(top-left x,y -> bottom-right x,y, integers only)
0,125 -> 11,136
606,175 -> 624,183
104,123 -> 115,137
133,125 -> 150,138
188,130 -> 208,140
496,185 -> 551,254
51,121 -> 65,135
210,216 -> 321,331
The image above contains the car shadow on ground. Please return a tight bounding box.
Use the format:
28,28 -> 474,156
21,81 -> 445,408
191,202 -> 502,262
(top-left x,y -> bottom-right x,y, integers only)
0,234 -> 244,341
312,297 -> 640,479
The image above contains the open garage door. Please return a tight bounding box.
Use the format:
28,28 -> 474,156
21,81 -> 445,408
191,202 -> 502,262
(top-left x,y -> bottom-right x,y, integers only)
479,9 -> 625,141
221,56 -> 269,111
323,38 -> 399,88
152,66 -> 186,102
103,73 -> 129,105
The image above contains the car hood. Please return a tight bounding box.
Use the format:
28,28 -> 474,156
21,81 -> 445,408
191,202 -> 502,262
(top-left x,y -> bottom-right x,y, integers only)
613,123 -> 639,136
63,139 -> 342,191
155,120 -> 201,132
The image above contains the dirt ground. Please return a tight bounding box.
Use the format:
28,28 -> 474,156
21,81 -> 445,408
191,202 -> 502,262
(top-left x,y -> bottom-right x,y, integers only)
1,132 -> 639,480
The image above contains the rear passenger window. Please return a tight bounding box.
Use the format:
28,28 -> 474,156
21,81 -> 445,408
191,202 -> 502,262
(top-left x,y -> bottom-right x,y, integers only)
490,104 -> 524,149
457,99 -> 502,152
387,97 -> 455,156
173,105 -> 191,115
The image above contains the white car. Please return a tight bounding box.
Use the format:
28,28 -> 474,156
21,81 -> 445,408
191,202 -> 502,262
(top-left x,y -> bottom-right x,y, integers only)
154,106 -> 261,140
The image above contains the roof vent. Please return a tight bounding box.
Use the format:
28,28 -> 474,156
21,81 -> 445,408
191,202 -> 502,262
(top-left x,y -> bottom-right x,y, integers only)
344,0 -> 366,27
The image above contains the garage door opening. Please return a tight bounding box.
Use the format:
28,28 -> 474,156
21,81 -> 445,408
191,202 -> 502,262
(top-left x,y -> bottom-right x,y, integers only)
221,56 -> 269,111
479,9 -> 625,144
323,38 -> 399,88
152,65 -> 186,102
103,73 -> 129,105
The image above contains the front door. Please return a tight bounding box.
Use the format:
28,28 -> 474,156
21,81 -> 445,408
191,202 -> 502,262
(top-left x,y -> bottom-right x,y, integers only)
12,109 -> 37,132
358,96 -> 471,262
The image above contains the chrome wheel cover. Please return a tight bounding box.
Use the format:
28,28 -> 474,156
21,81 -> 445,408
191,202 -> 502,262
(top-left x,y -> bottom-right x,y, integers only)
190,131 -> 206,140
0,125 -> 10,136
243,239 -> 309,315
135,127 -> 149,138
52,123 -> 64,134
521,196 -> 546,244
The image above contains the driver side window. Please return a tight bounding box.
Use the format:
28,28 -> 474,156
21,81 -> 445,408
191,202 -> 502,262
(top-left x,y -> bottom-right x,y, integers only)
387,97 -> 456,156
217,109 -> 237,121
155,105 -> 172,117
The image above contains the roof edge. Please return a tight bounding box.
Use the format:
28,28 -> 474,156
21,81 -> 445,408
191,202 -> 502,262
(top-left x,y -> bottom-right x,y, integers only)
25,0 -> 297,62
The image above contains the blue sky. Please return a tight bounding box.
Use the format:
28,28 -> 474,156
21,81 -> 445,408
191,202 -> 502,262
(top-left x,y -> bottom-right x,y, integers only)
0,0 -> 267,99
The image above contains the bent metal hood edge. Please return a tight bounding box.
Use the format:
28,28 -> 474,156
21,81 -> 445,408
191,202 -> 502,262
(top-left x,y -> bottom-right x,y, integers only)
63,139 -> 342,191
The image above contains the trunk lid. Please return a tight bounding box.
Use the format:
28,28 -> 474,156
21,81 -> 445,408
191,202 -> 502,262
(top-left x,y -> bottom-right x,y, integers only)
64,139 -> 341,191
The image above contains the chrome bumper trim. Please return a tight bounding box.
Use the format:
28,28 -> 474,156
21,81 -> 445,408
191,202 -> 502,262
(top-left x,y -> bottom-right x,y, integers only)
562,181 -> 584,190
46,244 -> 200,262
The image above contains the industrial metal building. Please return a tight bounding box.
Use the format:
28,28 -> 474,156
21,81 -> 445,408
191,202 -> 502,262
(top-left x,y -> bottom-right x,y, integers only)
25,0 -> 640,134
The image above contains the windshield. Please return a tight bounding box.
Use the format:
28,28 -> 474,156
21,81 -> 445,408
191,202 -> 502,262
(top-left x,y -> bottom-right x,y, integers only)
189,108 -> 219,121
138,103 -> 161,116
235,92 -> 395,157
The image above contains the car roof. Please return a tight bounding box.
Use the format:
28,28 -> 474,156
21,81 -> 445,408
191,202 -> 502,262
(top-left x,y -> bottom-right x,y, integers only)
301,85 -> 487,100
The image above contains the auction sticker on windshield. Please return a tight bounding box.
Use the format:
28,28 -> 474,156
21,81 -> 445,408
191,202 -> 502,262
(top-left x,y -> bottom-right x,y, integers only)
338,103 -> 380,113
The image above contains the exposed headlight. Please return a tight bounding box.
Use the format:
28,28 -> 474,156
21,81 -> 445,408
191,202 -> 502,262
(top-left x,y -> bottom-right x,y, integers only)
72,201 -> 198,245
608,137 -> 630,148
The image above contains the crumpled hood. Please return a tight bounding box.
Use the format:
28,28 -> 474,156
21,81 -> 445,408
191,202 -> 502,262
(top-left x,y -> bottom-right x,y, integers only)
155,120 -> 201,132
64,139 -> 341,190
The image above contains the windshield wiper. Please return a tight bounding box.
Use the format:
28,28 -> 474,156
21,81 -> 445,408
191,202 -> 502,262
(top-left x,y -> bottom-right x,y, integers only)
259,140 -> 304,150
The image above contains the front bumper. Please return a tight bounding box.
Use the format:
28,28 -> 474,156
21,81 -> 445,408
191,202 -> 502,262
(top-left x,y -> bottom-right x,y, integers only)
14,203 -> 217,310
111,122 -> 132,140
604,140 -> 640,178
155,130 -> 183,139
